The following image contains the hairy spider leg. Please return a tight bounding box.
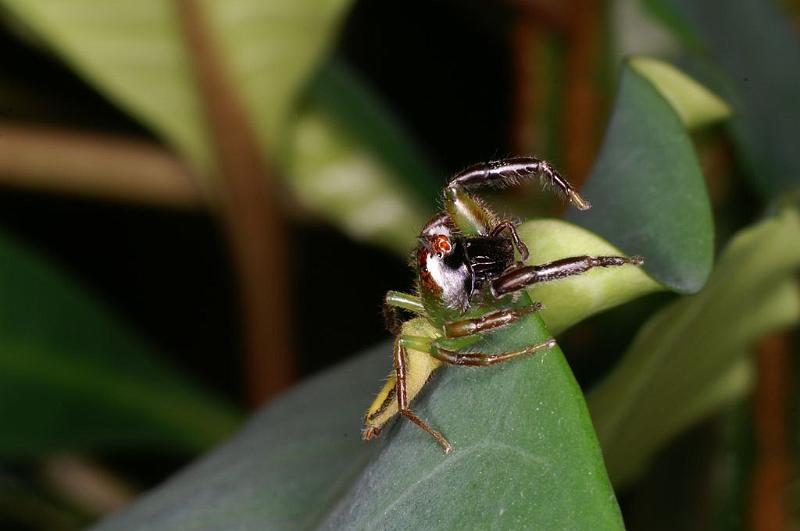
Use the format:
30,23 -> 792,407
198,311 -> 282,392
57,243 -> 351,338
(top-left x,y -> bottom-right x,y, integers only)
441,156 -> 590,242
430,337 -> 557,367
447,157 -> 591,211
492,255 -> 645,297
365,299 -> 557,452
394,338 -> 452,453
443,303 -> 542,337
383,291 -> 425,335
363,318 -> 443,446
490,220 -> 529,262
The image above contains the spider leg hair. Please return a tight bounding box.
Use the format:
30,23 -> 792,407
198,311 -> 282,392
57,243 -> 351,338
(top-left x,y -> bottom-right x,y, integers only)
447,156 -> 591,210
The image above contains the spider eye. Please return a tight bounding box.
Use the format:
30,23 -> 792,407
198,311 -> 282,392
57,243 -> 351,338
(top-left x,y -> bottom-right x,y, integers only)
432,234 -> 452,255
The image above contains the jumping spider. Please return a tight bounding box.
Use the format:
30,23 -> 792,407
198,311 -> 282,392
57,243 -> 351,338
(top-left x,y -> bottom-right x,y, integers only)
363,157 -> 643,453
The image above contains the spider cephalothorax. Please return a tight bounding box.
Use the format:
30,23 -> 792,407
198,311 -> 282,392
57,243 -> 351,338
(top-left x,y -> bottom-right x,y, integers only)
365,156 -> 643,453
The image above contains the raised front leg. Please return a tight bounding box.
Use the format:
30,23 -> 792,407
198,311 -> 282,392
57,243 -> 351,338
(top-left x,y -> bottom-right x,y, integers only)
491,255 -> 644,297
447,157 -> 591,211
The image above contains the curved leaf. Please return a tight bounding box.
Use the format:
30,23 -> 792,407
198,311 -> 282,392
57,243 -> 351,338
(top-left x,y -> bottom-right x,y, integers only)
0,229 -> 240,458
589,209 -> 800,486
629,56 -> 730,129
93,225 -> 649,530
566,60 -> 713,293
519,219 -> 661,334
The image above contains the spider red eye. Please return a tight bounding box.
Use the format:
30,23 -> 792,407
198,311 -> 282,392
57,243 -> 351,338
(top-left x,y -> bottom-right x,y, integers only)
432,234 -> 452,255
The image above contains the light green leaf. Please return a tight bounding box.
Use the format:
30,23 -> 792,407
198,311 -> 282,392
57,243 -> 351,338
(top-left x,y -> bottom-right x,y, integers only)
0,1 -> 433,252
519,219 -> 662,335
0,0 -> 350,176
0,229 -> 240,458
629,56 -> 730,129
0,1 -> 210,172
285,62 -> 437,254
589,209 -> 800,486
641,0 -> 800,198
566,59 -> 713,293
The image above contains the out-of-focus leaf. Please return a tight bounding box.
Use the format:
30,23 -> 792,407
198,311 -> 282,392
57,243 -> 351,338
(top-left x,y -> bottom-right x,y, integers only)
642,0 -> 800,198
629,56 -> 730,129
0,1 -> 209,171
0,0 -> 350,175
285,62 -> 437,254
589,209 -> 800,486
566,59 -> 713,293
519,219 -> 662,335
93,225 -> 647,530
0,230 -> 240,458
0,1 -> 434,252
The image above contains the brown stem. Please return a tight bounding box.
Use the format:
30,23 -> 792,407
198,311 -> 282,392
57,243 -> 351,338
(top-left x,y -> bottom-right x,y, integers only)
177,0 -> 293,405
41,454 -> 135,516
510,15 -> 543,155
0,122 -> 203,207
749,332 -> 793,531
562,0 -> 601,188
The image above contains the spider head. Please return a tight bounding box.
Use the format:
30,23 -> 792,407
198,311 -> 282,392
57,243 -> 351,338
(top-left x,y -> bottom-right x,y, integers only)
415,217 -> 473,311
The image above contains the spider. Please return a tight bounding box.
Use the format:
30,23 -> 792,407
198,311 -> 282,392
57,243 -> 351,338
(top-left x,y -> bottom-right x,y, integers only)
362,157 -> 643,453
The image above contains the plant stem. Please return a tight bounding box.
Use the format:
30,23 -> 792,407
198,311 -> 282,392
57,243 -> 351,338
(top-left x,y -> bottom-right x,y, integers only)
750,332 -> 793,531
176,0 -> 294,405
0,122 -> 203,207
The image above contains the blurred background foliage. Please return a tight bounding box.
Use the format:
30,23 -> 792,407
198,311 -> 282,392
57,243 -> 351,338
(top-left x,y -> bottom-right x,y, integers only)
0,0 -> 798,529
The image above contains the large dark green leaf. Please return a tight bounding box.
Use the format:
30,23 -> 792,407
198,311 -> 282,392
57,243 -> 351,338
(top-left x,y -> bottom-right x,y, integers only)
642,0 -> 800,198
0,230 -> 240,458
565,60 -> 714,293
589,209 -> 800,486
93,222 -> 646,530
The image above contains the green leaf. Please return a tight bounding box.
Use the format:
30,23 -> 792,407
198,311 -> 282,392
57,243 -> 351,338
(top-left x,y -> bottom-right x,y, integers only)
0,229 -> 240,458
94,311 -> 623,530
519,219 -> 662,335
89,216 -> 669,529
284,61 -> 437,254
565,60 -> 713,293
641,0 -> 800,198
588,209 -> 800,486
629,56 -> 730,129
